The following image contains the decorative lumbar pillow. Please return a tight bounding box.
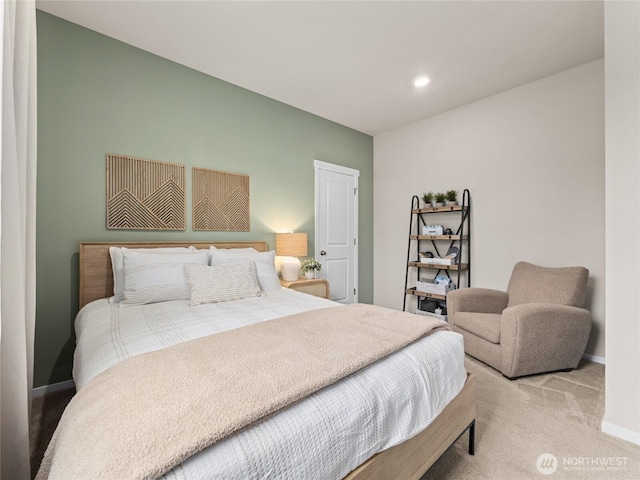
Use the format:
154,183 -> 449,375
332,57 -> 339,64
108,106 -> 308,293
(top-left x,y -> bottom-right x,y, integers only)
209,247 -> 280,291
184,262 -> 263,306
121,250 -> 209,305
109,246 -> 195,303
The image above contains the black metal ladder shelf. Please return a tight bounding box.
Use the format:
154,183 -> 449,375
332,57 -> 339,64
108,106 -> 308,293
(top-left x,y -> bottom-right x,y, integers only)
403,189 -> 471,315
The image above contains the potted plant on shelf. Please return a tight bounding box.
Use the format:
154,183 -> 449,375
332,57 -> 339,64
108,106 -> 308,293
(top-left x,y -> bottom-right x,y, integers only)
300,258 -> 322,279
422,191 -> 435,208
435,192 -> 446,207
445,189 -> 458,206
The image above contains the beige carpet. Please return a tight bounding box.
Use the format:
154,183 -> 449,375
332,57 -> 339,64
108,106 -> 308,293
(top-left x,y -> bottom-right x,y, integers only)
425,357 -> 640,480
31,358 -> 640,479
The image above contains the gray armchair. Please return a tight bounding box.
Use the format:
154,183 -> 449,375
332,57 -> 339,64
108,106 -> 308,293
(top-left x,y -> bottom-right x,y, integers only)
447,262 -> 591,379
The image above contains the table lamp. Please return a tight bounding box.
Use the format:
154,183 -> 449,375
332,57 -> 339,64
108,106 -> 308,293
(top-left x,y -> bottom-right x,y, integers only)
276,232 -> 307,281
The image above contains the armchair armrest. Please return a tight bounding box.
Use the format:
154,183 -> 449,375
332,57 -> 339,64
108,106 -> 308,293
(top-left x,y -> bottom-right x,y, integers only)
500,303 -> 591,378
447,288 -> 509,317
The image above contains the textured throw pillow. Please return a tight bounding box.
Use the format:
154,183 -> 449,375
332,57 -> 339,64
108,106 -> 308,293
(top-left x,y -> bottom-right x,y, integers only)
209,247 -> 280,291
184,262 -> 263,306
121,250 -> 209,305
109,246 -> 195,303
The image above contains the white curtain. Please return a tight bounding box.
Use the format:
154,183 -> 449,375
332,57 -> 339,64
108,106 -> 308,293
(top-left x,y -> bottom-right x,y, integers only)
0,1 -> 37,479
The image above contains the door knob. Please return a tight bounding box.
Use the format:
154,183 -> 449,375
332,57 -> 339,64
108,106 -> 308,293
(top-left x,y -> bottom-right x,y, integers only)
320,250 -> 327,256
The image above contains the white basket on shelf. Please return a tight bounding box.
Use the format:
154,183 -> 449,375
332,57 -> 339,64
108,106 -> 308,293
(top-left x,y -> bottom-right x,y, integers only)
415,279 -> 456,296
414,309 -> 448,321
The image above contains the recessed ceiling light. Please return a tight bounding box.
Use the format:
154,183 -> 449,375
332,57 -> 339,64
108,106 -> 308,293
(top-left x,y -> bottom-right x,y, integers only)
413,76 -> 430,87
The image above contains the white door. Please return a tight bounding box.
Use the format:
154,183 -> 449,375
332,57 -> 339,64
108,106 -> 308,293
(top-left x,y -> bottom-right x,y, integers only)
314,160 -> 359,304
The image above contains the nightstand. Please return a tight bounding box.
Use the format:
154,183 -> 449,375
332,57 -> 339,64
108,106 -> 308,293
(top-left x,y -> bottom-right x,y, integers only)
280,277 -> 330,299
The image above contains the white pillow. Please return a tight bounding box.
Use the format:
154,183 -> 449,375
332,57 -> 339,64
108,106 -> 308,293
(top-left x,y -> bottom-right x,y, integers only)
121,250 -> 209,305
209,247 -> 280,291
109,246 -> 195,303
194,247 -> 257,264
184,262 -> 263,306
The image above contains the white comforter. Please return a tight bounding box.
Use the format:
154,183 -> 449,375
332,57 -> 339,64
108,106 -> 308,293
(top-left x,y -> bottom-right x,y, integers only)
73,289 -> 466,479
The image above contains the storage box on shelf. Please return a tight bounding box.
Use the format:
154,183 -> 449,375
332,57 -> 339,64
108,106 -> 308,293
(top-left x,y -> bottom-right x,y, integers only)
414,309 -> 448,321
415,280 -> 456,296
423,225 -> 443,236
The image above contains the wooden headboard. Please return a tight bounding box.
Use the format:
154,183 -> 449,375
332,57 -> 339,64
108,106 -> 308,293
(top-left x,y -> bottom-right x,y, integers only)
78,241 -> 268,309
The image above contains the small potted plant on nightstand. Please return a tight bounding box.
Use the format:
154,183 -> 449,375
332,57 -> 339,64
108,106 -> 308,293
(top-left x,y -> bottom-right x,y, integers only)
435,192 -> 446,208
422,191 -> 435,208
445,189 -> 458,206
300,258 -> 322,279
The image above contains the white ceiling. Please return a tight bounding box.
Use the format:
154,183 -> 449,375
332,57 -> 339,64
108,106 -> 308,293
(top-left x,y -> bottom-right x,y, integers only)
36,1 -> 604,136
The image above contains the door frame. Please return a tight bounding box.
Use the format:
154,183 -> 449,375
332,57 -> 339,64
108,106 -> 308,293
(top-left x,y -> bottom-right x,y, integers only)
314,159 -> 359,303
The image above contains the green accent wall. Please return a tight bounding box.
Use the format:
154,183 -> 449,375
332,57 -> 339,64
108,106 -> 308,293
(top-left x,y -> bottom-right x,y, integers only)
36,11 -> 373,387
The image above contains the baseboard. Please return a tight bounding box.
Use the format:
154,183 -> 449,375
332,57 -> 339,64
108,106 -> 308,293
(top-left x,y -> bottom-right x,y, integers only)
32,379 -> 75,398
602,421 -> 640,446
582,353 -> 605,365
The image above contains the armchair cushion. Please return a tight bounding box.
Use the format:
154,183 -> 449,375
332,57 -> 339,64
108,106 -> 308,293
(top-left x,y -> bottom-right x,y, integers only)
454,312 -> 501,344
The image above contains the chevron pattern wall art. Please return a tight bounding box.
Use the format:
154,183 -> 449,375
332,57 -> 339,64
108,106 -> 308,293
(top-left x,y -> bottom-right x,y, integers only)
192,168 -> 250,231
106,154 -> 186,230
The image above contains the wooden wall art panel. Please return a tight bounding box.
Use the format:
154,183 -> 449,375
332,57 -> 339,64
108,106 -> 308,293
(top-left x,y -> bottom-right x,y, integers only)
106,154 -> 186,230
192,168 -> 250,231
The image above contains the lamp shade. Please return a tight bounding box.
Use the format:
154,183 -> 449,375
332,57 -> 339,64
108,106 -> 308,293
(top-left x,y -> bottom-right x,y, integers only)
276,233 -> 307,257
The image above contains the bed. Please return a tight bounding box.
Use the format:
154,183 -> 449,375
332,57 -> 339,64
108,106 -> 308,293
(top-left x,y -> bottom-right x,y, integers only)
39,241 -> 475,480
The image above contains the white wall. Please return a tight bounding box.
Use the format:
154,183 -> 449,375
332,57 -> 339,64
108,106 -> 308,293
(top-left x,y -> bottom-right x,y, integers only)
374,59 -> 605,357
603,1 -> 640,445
